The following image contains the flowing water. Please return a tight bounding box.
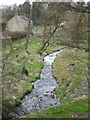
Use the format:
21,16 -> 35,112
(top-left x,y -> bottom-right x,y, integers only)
10,49 -> 65,118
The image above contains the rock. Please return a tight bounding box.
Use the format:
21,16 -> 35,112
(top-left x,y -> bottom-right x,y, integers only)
16,54 -> 18,57
69,63 -> 75,66
40,99 -> 43,101
50,103 -> 52,106
46,91 -> 49,93
22,67 -> 29,76
39,96 -> 43,99
36,95 -> 38,97
43,94 -> 48,96
12,96 -> 16,100
12,101 -> 21,107
51,94 -> 55,98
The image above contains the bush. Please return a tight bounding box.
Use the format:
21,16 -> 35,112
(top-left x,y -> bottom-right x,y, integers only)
11,32 -> 27,40
0,22 -> 7,31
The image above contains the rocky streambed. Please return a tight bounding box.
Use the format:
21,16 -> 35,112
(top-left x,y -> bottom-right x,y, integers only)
10,49 -> 65,118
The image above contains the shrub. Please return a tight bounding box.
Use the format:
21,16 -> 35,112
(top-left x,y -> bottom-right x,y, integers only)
11,32 -> 27,40
0,22 -> 7,31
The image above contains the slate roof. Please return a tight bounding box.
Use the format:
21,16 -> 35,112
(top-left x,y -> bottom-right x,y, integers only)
19,16 -> 29,21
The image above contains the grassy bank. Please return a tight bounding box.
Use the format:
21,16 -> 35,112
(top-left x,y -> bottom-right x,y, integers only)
2,37 -> 43,103
52,48 -> 88,103
20,97 -> 88,118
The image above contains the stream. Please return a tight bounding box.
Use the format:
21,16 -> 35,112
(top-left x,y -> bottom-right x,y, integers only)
10,49 -> 65,118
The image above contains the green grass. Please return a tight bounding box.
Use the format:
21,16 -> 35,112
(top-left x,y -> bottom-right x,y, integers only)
2,37 -> 43,104
52,48 -> 88,103
20,98 -> 88,118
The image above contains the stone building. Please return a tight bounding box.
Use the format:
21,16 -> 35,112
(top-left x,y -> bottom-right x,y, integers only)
7,15 -> 30,32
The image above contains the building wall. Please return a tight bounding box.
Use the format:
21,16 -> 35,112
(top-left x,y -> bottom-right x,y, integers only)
7,15 -> 28,32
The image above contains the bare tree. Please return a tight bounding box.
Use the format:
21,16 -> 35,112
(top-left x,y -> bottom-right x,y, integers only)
37,2 -> 67,54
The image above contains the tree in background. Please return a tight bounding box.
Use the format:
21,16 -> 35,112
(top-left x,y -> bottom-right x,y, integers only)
0,22 -> 6,31
37,2 -> 70,54
32,2 -> 47,25
18,1 -> 31,17
2,6 -> 14,22
37,2 -> 89,54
